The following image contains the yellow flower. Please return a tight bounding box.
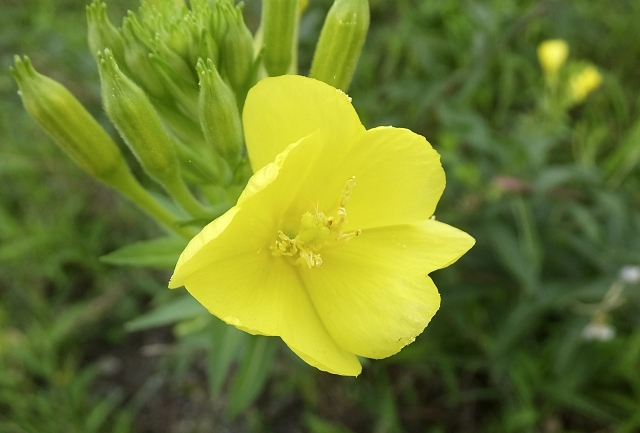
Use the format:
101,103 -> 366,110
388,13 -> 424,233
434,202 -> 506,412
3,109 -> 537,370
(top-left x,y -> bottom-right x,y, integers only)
169,76 -> 475,376
537,39 -> 569,76
570,65 -> 602,104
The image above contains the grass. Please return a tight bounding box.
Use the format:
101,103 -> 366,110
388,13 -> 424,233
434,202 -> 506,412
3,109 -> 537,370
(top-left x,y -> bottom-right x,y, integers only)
1,0 -> 640,432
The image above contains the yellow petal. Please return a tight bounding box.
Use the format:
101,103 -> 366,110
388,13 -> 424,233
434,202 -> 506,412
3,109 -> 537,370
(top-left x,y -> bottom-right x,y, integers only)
246,125 -> 445,236
243,75 -> 365,172
181,250 -> 361,376
169,206 -> 240,288
169,132 -> 361,375
169,135 -> 309,288
299,220 -> 474,359
271,125 -> 446,231
331,126 -> 446,229
173,121 -> 448,287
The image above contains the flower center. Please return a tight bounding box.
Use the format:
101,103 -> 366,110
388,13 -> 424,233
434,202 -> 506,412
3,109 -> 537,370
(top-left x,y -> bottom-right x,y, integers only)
271,176 -> 361,268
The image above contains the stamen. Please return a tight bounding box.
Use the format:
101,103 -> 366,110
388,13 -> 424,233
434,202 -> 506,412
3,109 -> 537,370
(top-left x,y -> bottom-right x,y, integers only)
340,176 -> 356,207
271,176 -> 361,268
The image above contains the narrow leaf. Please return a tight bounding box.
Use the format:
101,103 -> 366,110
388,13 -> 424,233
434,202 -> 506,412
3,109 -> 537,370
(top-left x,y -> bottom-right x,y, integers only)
125,295 -> 206,332
100,236 -> 188,269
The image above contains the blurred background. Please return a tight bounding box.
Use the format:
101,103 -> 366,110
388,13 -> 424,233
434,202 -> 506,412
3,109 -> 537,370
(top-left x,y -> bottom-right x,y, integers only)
1,0 -> 640,432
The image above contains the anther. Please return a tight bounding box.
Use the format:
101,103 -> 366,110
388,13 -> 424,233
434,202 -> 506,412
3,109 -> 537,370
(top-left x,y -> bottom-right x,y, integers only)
271,176 -> 361,268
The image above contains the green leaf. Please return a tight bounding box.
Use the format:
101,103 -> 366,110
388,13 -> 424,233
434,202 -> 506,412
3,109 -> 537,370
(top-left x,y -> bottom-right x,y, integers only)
227,336 -> 277,418
487,224 -> 538,293
124,295 -> 206,332
100,236 -> 188,269
208,321 -> 248,397
304,413 -> 357,433
605,117 -> 640,186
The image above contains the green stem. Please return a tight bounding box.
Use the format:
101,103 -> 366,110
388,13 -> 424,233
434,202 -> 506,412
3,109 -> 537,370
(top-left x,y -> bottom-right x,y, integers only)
105,165 -> 197,240
164,175 -> 212,219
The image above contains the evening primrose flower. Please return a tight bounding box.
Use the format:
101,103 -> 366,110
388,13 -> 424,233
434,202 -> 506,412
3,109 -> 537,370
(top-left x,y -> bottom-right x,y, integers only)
537,39 -> 569,76
169,75 -> 474,376
570,65 -> 602,104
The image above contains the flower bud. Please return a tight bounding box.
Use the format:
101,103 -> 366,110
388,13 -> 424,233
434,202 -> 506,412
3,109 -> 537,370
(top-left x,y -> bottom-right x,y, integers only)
165,22 -> 193,62
97,49 -> 179,185
86,1 -> 125,63
121,13 -> 168,98
99,49 -> 214,218
261,0 -> 298,77
195,30 -> 220,68
570,65 -> 602,104
143,0 -> 186,18
10,56 -> 127,184
197,58 -> 243,167
218,2 -> 254,96
537,39 -> 569,76
149,36 -> 200,116
310,0 -> 369,92
154,35 -> 196,83
150,54 -> 200,117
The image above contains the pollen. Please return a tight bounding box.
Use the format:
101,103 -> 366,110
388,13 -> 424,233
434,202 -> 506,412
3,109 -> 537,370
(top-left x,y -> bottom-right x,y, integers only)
272,176 -> 362,267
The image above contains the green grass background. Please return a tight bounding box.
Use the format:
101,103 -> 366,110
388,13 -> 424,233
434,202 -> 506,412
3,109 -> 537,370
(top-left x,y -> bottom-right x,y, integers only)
1,0 -> 640,432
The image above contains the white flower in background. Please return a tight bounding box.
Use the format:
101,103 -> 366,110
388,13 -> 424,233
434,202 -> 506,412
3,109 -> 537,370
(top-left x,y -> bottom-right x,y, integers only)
582,317 -> 615,342
620,266 -> 640,284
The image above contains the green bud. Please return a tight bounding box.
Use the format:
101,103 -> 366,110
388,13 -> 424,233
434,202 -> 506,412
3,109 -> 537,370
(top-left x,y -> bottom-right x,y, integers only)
153,100 -> 206,145
195,29 -> 220,68
10,56 -> 127,184
197,58 -> 243,167
121,13 -> 167,98
98,49 -> 214,219
165,22 -> 193,62
141,0 -> 186,19
218,2 -> 255,96
210,0 -> 229,45
262,0 -> 298,77
149,35 -> 200,116
86,1 -> 125,63
97,49 -> 179,185
310,0 -> 369,92
190,0 -> 214,32
149,52 -> 200,117
154,35 -> 195,82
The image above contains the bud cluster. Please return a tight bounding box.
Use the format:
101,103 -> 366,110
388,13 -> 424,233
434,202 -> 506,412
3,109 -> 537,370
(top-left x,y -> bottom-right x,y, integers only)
12,0 -> 372,238
87,0 -> 254,173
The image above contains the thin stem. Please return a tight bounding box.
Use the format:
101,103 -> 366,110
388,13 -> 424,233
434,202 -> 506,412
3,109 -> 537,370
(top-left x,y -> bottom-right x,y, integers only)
164,174 -> 212,219
106,165 -> 197,240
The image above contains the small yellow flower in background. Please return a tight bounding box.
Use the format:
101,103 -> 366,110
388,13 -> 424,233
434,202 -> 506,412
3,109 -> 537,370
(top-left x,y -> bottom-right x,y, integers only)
169,76 -> 474,376
537,39 -> 569,76
570,65 -> 602,104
